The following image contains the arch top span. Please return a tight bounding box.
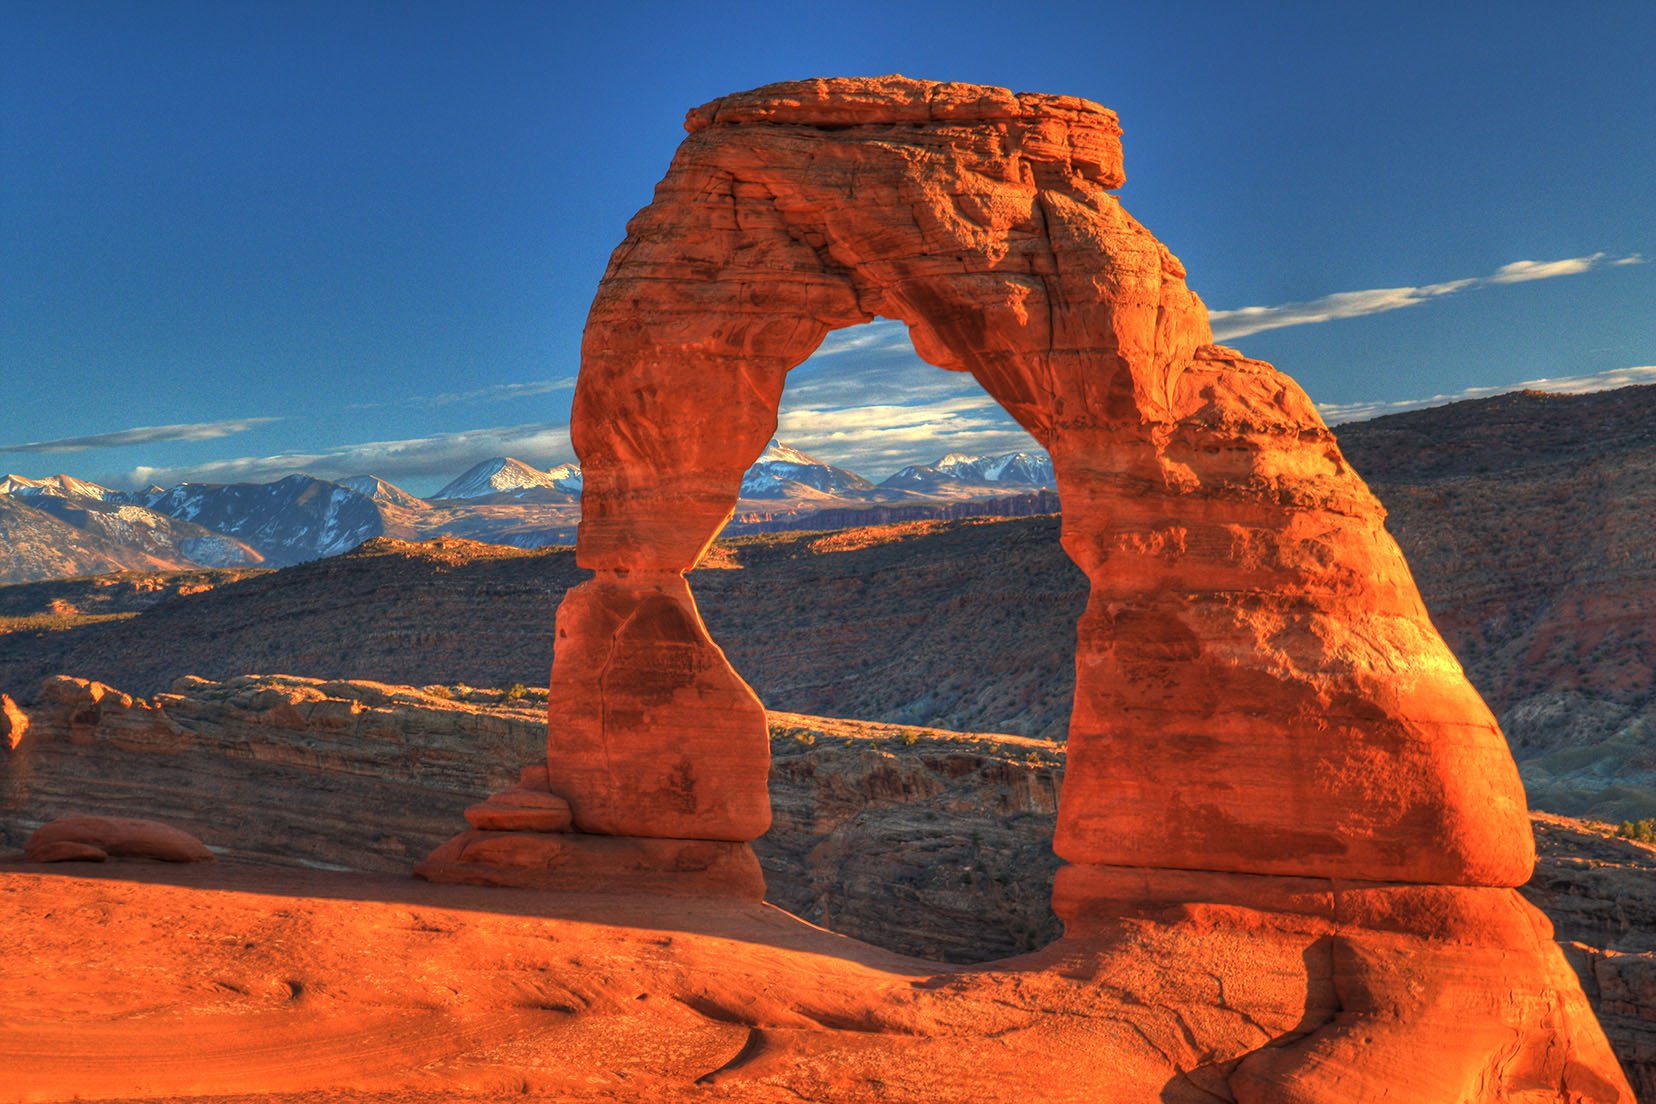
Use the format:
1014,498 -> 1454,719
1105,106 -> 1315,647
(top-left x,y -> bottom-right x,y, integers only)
575,75 -> 1208,576
682,74 -> 1126,189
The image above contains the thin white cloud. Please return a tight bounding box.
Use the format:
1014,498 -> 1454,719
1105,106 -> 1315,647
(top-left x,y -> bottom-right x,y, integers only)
806,318 -> 916,359
0,416 -> 281,454
1488,254 -> 1607,284
350,377 -> 577,410
1210,252 -> 1642,341
1318,365 -> 1656,424
781,325 -> 1041,476
122,421 -> 574,488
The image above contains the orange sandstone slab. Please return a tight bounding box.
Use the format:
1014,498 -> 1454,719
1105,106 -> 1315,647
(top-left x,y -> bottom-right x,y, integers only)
0,862 -> 1630,1103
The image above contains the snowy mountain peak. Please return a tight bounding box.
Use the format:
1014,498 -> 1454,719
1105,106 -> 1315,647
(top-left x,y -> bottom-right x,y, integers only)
878,449 -> 1055,491
0,473 -> 117,501
425,458 -> 582,501
432,457 -> 568,501
757,439 -> 822,467
740,440 -> 874,500
339,475 -> 429,510
544,462 -> 583,493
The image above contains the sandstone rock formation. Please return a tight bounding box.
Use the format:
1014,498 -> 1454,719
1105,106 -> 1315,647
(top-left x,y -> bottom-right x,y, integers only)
405,76 -> 1630,1097
485,74 -> 1535,882
24,815 -> 213,863
0,859 -> 1633,1104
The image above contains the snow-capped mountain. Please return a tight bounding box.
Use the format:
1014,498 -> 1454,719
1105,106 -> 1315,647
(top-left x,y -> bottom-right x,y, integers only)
880,450 -> 1055,493
739,440 -> 877,500
146,475 -> 385,566
0,494 -> 264,583
0,472 -> 120,501
544,462 -> 582,493
0,441 -> 1059,584
338,475 -> 429,511
431,457 -> 582,501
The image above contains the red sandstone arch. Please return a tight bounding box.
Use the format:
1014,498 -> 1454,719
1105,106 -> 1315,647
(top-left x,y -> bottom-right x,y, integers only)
549,75 -> 1530,889
414,77 -> 1633,1101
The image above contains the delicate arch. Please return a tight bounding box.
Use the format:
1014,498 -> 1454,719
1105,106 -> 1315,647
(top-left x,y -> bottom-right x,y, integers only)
534,75 -> 1531,898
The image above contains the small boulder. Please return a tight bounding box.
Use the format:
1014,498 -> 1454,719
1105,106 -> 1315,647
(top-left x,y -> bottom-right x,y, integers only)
24,816 -> 215,864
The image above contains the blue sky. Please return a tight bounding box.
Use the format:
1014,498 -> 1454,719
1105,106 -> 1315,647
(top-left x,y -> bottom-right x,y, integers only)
2,1 -> 1652,493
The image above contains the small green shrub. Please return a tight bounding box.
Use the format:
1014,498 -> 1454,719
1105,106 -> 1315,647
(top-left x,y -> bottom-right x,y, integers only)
1615,818 -> 1656,844
503,682 -> 528,702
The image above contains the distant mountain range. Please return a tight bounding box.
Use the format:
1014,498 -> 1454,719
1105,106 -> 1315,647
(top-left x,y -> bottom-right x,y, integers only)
0,441 -> 1057,583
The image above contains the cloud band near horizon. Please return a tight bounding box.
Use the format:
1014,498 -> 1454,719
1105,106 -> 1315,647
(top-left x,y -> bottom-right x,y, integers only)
1209,252 -> 1643,341
0,416 -> 281,455
122,421 -> 575,489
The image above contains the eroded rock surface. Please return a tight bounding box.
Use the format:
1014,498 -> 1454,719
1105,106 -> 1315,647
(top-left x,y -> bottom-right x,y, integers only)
6,73 -> 1633,1099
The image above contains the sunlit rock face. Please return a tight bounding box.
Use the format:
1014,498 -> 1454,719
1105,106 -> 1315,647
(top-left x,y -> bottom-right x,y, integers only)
548,75 -> 1531,882
419,76 -> 1632,1098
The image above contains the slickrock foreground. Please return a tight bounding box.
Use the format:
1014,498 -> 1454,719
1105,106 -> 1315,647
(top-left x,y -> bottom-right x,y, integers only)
0,858 -> 1630,1104
4,673 -> 1649,1097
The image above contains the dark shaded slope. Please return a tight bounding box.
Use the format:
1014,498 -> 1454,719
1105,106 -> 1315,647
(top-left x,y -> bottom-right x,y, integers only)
0,520 -> 1088,739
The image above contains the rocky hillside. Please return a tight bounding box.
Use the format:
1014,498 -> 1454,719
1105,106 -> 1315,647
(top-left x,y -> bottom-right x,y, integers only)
2,673 -> 1648,1092
0,494 -> 264,583
0,521 -> 1087,740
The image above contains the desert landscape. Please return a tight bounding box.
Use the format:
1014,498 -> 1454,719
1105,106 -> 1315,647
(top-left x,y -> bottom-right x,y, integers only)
4,7 -> 1654,1103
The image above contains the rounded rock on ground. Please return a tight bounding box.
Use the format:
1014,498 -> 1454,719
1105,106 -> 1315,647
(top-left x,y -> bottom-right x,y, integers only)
24,815 -> 214,863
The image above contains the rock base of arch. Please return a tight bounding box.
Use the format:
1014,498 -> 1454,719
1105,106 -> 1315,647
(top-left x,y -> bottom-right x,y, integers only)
1055,866 -> 1627,1101
415,825 -> 765,899
415,762 -> 765,898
